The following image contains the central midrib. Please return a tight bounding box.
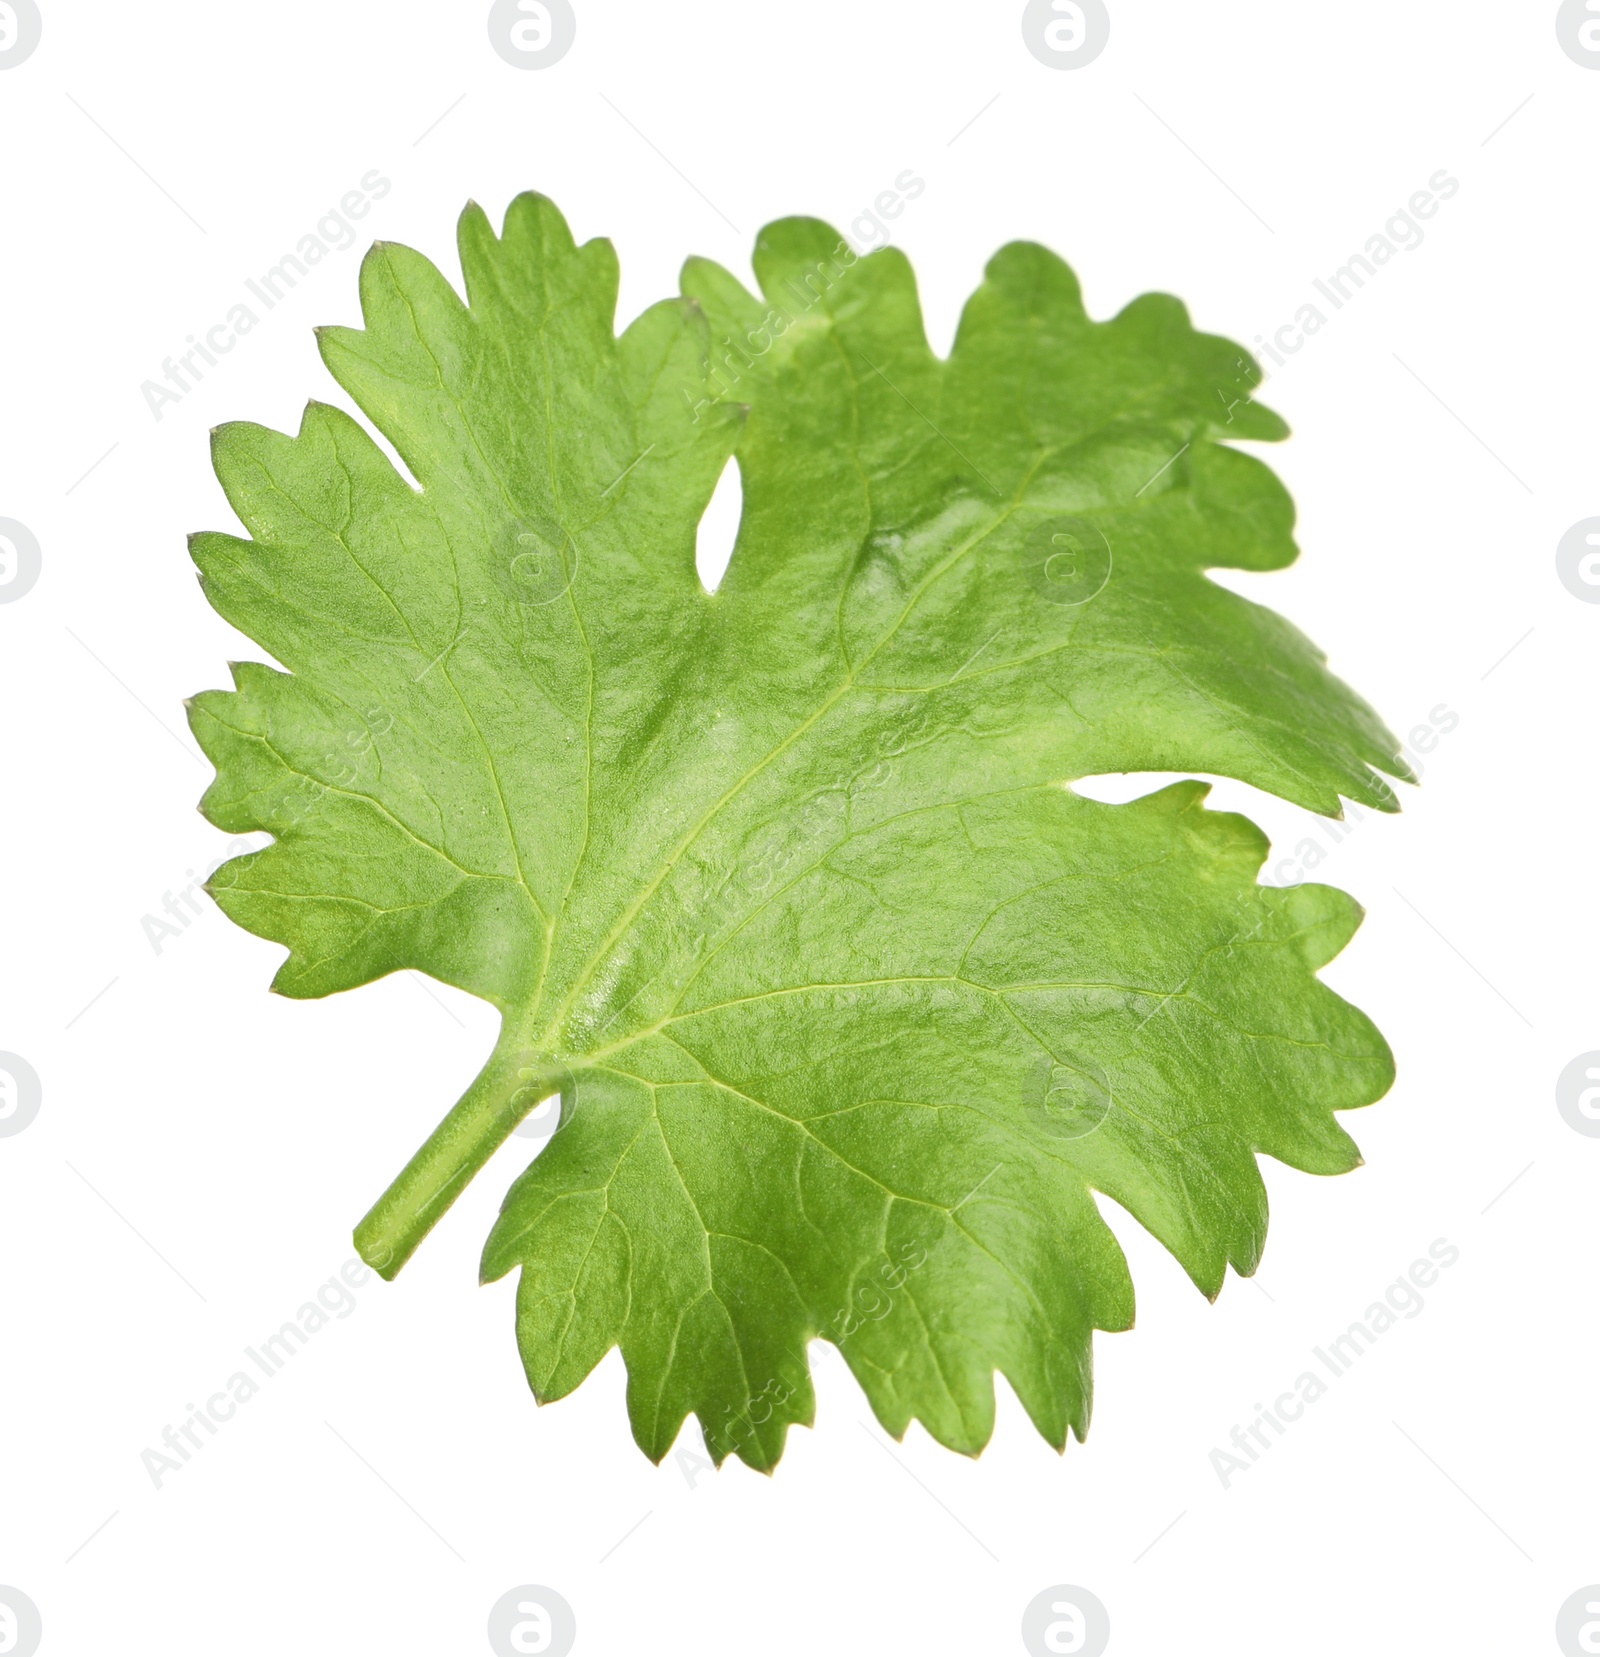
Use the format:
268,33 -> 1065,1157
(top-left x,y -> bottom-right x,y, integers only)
526,449 -> 1055,1060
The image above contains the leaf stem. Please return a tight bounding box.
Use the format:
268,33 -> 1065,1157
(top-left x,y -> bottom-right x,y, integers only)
354,1029 -> 559,1279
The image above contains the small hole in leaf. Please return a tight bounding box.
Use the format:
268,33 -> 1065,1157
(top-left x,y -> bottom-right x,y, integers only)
695,456 -> 743,594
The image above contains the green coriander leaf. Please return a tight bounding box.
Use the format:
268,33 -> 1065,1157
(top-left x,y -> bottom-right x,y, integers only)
188,194 -> 1404,1469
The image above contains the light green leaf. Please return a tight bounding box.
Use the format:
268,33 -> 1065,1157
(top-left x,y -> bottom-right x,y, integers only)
188,194 -> 1404,1469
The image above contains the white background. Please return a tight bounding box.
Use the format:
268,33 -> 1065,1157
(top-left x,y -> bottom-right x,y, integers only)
1,3 -> 1595,1653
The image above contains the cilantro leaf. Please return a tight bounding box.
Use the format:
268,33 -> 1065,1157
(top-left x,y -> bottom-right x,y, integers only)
188,194 -> 1404,1469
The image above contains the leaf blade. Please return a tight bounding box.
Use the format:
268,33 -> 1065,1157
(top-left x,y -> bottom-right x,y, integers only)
191,193 -> 1402,1469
